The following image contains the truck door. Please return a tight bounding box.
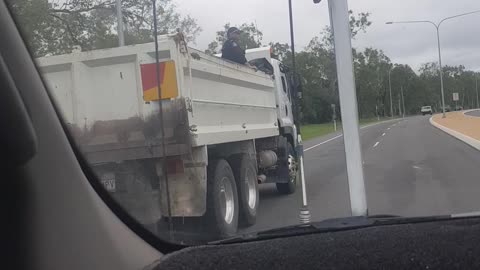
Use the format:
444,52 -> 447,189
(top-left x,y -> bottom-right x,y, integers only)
279,72 -> 295,128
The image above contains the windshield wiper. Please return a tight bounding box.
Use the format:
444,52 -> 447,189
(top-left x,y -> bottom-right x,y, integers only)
209,214 -> 460,245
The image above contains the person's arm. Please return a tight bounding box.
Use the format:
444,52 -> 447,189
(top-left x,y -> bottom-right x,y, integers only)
221,42 -> 229,59
230,43 -> 247,64
237,48 -> 248,64
239,54 -> 248,65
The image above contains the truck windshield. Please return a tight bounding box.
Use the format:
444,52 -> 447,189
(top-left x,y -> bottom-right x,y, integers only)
8,0 -> 480,245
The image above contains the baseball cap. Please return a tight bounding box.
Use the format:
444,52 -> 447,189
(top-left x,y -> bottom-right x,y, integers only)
227,27 -> 241,35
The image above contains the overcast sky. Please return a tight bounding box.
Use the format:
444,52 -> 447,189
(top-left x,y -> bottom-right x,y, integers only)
174,0 -> 480,72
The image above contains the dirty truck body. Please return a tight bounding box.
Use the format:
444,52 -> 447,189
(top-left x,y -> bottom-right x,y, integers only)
37,34 -> 300,236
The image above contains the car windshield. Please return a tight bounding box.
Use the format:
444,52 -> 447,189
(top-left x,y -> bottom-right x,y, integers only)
8,0 -> 480,245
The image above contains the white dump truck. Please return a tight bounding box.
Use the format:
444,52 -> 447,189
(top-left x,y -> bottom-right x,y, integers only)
36,33 -> 302,237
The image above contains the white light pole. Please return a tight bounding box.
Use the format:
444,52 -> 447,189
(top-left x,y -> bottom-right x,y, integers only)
476,76 -> 479,108
327,0 -> 368,216
388,68 -> 394,118
398,95 -> 401,116
116,0 -> 125,46
332,103 -> 337,131
386,10 -> 480,119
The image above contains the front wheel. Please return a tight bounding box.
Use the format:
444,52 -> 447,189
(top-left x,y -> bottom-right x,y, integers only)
206,159 -> 239,237
276,142 -> 298,195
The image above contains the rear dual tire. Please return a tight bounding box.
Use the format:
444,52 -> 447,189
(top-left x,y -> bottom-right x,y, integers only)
206,155 -> 259,237
229,154 -> 259,227
206,159 -> 239,237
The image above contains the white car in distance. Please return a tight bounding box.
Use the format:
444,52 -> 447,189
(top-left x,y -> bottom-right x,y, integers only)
421,106 -> 433,115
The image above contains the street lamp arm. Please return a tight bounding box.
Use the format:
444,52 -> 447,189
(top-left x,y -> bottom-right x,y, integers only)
386,9 -> 480,119
386,20 -> 437,28
438,9 -> 480,27
387,10 -> 480,28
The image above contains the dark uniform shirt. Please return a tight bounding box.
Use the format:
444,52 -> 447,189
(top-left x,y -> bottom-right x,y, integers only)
221,39 -> 247,64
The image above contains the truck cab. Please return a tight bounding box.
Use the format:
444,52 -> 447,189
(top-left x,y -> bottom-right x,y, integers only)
245,47 -> 298,146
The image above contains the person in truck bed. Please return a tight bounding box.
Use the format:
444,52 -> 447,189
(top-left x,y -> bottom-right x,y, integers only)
221,27 -> 248,65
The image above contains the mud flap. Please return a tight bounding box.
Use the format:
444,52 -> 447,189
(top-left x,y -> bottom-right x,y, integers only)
156,146 -> 208,217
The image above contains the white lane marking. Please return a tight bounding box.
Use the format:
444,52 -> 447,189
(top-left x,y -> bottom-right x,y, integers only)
373,141 -> 380,148
360,122 -> 387,130
387,127 -> 391,130
413,165 -> 421,169
304,134 -> 343,152
382,133 -> 386,136
304,119 -> 400,152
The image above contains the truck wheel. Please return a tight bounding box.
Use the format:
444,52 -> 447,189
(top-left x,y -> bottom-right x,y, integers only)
276,142 -> 297,195
229,154 -> 258,227
206,159 -> 239,237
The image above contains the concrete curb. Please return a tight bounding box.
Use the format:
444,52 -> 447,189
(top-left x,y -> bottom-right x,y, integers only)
429,116 -> 480,151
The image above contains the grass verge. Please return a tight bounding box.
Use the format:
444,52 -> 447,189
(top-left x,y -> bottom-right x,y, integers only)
301,117 -> 395,141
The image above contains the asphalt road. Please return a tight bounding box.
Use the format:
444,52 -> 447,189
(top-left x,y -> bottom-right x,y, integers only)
241,115 -> 480,233
465,109 -> 480,117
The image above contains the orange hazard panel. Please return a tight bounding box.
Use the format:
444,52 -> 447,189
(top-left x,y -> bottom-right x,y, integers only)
140,60 -> 178,101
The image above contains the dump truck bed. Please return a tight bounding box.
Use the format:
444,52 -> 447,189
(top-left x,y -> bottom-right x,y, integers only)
36,34 -> 279,163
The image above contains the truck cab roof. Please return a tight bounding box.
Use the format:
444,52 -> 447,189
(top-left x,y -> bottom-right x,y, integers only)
214,46 -> 272,63
245,47 -> 272,63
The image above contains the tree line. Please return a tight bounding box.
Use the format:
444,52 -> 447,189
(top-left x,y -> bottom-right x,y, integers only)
8,0 -> 201,56
9,1 -> 480,124
205,13 -> 480,123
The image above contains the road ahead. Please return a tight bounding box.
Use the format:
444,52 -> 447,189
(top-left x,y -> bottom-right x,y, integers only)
466,110 -> 480,117
242,115 -> 480,233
